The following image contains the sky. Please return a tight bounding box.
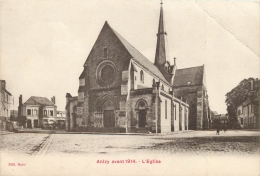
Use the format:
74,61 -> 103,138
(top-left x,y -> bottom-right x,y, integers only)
0,0 -> 259,114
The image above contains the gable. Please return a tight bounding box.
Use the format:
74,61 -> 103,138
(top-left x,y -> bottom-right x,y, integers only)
82,21 -> 132,90
173,66 -> 204,87
83,21 -> 169,86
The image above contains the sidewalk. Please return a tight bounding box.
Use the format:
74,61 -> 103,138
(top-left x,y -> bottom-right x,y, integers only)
16,128 -> 194,136
0,130 -> 14,135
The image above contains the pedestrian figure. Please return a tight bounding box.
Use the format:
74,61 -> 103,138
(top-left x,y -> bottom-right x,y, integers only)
216,126 -> 220,135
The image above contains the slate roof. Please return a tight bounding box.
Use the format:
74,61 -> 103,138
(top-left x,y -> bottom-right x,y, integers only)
109,23 -> 169,84
24,96 -> 56,106
173,66 -> 204,87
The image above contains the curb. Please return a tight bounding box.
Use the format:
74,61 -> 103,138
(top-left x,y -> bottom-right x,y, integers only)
15,130 -> 195,136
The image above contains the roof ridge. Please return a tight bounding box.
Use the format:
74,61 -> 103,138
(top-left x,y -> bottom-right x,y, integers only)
109,24 -> 170,85
31,96 -> 55,106
110,26 -> 147,60
176,65 -> 204,71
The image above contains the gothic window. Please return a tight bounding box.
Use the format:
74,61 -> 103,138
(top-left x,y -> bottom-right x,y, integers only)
27,109 -> 31,116
140,70 -> 144,83
161,84 -> 164,91
50,110 -> 53,116
96,60 -> 116,86
104,47 -> 108,58
101,65 -> 114,81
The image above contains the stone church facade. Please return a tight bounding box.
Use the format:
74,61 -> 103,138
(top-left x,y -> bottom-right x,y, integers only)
65,3 -> 210,132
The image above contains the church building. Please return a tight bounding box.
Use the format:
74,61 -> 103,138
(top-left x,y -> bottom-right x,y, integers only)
65,2 -> 210,133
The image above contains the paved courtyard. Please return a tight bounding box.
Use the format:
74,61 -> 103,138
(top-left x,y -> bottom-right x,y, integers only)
1,130 -> 259,156
1,130 -> 259,176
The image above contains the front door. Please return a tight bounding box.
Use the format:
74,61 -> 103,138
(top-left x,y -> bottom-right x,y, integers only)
139,110 -> 146,127
103,110 -> 115,127
27,120 -> 32,128
34,120 -> 38,128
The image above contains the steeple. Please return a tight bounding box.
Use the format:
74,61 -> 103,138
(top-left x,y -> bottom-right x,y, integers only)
154,0 -> 167,66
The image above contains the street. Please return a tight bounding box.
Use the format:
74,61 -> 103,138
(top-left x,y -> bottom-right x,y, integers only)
1,130 -> 259,176
1,130 -> 259,156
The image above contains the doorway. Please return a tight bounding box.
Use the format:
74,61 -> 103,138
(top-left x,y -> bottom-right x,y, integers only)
104,110 -> 115,127
27,120 -> 32,128
34,120 -> 38,128
139,110 -> 146,127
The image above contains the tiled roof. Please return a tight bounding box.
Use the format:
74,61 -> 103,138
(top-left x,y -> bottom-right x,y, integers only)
173,66 -> 204,87
109,23 -> 169,84
24,96 -> 56,106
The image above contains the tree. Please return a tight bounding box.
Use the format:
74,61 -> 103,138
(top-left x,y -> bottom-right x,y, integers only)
225,78 -> 256,129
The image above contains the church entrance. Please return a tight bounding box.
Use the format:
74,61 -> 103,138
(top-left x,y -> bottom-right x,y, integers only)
102,99 -> 115,128
139,110 -> 146,127
103,110 -> 115,127
135,99 -> 148,128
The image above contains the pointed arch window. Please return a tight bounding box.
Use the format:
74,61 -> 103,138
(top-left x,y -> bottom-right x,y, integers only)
140,70 -> 144,83
104,47 -> 108,58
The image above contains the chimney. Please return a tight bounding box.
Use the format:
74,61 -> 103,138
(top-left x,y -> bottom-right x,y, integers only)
19,95 -> 22,106
1,80 -> 6,89
51,96 -> 56,104
18,95 -> 23,118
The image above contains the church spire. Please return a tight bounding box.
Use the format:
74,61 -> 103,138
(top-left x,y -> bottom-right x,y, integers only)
154,0 -> 167,65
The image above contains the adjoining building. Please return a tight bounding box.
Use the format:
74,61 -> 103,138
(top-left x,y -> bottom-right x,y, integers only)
237,79 -> 260,129
211,111 -> 229,129
172,66 -> 211,130
18,95 -> 57,128
66,2 -> 191,133
0,80 -> 12,130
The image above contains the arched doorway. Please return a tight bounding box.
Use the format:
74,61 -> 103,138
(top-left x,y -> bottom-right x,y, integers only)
136,100 -> 148,128
102,99 -> 115,127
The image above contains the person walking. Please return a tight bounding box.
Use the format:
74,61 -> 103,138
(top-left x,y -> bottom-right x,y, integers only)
216,126 -> 220,135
